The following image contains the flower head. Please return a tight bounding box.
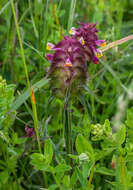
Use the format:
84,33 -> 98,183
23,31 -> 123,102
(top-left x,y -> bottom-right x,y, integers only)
46,22 -> 105,98
25,125 -> 35,138
47,36 -> 88,98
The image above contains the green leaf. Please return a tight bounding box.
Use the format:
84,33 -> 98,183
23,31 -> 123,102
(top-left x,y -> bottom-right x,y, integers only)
12,132 -> 27,145
54,164 -> 71,173
62,175 -> 70,187
0,170 -> 9,184
12,77 -> 49,110
0,77 -> 15,129
34,0 -> 43,15
125,107 -> 133,128
48,184 -> 58,190
30,153 -> 51,171
95,148 -> 115,161
70,170 -> 78,187
68,154 -> 79,161
0,131 -> 9,143
75,167 -> 87,188
75,134 -> 94,158
28,0 -> 39,38
116,125 -> 126,147
104,119 -> 112,133
125,153 -> 133,162
44,139 -> 53,164
8,147 -> 24,157
82,161 -> 94,179
95,167 -> 115,176
0,2 -> 10,16
30,153 -> 45,160
31,160 -> 51,171
101,60 -> 133,97
82,85 -> 105,104
78,94 -> 91,116
129,183 -> 133,188
67,0 -> 77,31
8,156 -> 17,171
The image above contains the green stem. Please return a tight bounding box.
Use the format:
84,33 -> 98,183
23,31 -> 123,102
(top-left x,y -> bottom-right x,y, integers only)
120,155 -> 126,190
64,103 -> 72,165
88,164 -> 95,189
10,0 -> 41,153
116,149 -> 126,190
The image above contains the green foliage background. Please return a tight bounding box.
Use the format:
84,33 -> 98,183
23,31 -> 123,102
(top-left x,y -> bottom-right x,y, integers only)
0,0 -> 133,189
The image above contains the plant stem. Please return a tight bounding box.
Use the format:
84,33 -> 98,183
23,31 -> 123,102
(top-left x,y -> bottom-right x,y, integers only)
64,102 -> 72,165
10,0 -> 41,153
119,155 -> 125,185
116,149 -> 127,190
88,164 -> 95,189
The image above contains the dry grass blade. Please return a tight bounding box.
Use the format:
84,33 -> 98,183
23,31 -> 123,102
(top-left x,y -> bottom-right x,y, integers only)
99,35 -> 133,52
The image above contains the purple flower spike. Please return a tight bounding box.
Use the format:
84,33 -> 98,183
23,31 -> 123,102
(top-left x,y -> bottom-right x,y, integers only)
46,22 -> 105,98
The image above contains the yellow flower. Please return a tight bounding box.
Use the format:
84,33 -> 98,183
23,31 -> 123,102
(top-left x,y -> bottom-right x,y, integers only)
69,27 -> 76,35
96,51 -> 103,58
100,42 -> 106,47
46,42 -> 55,50
78,37 -> 85,45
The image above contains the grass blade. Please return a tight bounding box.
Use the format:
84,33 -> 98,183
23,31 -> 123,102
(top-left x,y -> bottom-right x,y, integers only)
67,0 -> 77,31
100,60 -> 133,99
12,77 -> 49,110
